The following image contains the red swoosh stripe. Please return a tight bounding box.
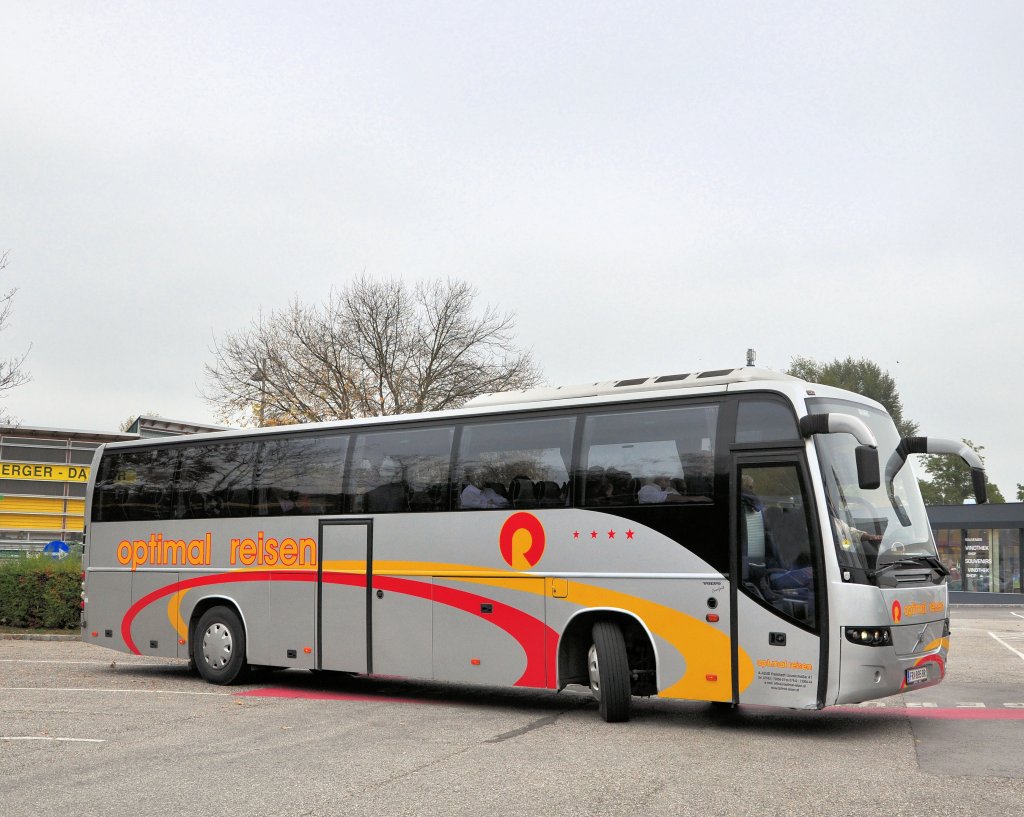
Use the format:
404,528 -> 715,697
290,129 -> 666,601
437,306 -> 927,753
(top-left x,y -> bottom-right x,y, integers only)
121,571 -> 558,688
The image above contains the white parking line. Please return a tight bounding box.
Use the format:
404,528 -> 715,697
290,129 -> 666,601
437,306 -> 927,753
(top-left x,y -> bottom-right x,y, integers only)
989,632 -> 1024,663
0,686 -> 230,696
1011,612 -> 1024,620
1,736 -> 105,743
0,659 -> 151,665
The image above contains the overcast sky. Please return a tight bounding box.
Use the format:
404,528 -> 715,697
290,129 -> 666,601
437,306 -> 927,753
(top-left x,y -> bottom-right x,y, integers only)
2,2 -> 1022,495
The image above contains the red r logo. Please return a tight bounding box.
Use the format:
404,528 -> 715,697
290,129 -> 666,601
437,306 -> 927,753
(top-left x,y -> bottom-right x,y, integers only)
499,513 -> 546,569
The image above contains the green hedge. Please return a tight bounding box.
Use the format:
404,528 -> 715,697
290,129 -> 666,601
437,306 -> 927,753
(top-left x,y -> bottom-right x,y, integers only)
0,556 -> 82,629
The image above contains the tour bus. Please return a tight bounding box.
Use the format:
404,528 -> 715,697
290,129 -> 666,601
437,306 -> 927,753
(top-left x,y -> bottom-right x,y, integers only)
81,367 -> 986,722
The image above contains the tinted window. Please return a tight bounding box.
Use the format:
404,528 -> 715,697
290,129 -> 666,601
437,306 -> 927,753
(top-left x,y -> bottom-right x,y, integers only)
92,448 -> 181,522
736,399 -> 798,443
2,479 -> 64,497
347,427 -> 454,514
2,445 -> 68,463
739,463 -> 816,628
255,434 -> 348,516
455,416 -> 575,510
580,405 -> 718,507
176,442 -> 258,520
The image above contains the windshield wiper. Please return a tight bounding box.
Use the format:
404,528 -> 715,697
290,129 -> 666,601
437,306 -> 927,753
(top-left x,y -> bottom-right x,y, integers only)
872,555 -> 949,579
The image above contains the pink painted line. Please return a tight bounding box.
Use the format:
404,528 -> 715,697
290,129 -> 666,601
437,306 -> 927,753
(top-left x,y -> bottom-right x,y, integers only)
234,687 -> 435,705
833,706 -> 1024,721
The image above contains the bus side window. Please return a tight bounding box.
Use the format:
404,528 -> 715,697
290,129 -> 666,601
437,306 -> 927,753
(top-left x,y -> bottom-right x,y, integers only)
176,442 -> 258,520
346,427 -> 454,514
454,416 -> 575,511
579,404 -> 718,507
735,399 -> 798,444
105,448 -> 180,522
255,434 -> 349,517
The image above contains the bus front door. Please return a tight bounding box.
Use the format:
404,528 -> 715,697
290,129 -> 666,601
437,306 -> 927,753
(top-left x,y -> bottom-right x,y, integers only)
319,519 -> 371,673
734,458 -> 823,709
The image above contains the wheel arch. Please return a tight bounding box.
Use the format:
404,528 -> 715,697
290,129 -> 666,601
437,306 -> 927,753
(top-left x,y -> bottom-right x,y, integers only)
187,594 -> 248,662
557,607 -> 659,695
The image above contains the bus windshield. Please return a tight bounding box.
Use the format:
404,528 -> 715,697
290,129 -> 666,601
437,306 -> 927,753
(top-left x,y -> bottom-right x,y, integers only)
807,398 -> 937,575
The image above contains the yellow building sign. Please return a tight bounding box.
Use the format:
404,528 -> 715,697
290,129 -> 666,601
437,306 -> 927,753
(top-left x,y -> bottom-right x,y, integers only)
0,462 -> 91,482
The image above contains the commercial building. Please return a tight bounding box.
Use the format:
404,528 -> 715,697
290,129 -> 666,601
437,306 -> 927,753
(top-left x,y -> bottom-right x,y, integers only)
928,502 -> 1024,604
0,416 -> 227,557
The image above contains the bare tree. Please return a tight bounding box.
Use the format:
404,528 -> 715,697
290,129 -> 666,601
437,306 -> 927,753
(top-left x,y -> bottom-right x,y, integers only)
0,251 -> 31,422
203,276 -> 543,426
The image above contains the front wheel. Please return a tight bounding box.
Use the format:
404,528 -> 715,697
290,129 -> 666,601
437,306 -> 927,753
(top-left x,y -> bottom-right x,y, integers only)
194,606 -> 248,685
588,622 -> 632,722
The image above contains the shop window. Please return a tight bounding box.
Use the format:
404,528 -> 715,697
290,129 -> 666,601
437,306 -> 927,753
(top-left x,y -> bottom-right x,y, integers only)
996,529 -> 1022,593
962,529 -> 992,592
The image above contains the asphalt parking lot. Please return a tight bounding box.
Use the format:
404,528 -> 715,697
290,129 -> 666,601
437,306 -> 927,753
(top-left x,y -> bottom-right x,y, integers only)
3,607 -> 1024,817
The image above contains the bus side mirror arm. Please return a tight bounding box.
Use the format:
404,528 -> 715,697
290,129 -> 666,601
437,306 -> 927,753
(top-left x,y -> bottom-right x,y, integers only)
799,413 -> 880,490
883,436 -> 988,505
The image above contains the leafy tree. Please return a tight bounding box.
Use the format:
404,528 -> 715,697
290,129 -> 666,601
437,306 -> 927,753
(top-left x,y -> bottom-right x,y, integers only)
1018,484 -> 1024,502
0,250 -> 31,422
916,439 -> 1005,505
786,356 -> 918,438
204,276 -> 543,426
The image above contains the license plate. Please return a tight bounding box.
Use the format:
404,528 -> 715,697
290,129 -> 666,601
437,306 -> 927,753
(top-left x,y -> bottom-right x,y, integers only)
906,667 -> 929,685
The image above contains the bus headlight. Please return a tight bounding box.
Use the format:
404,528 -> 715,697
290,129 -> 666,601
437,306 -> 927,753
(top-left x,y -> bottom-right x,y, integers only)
845,627 -> 892,647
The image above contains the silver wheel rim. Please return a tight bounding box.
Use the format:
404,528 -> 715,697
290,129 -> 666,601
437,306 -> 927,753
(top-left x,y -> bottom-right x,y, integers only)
588,643 -> 601,700
202,622 -> 233,670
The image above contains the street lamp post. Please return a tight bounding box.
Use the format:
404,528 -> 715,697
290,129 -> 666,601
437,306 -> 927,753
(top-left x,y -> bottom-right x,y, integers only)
250,359 -> 267,427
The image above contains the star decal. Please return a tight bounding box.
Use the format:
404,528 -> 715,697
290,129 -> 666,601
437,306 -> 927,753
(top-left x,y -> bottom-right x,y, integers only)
573,530 -> 580,539
607,530 -> 616,539
590,530 -> 599,539
626,529 -> 635,540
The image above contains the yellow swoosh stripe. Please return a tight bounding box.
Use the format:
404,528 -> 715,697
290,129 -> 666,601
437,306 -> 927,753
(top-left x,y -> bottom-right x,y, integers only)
168,559 -> 754,699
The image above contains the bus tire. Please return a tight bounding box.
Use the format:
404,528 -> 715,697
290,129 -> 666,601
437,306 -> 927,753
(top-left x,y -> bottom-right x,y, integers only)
589,622 -> 631,723
194,606 -> 248,685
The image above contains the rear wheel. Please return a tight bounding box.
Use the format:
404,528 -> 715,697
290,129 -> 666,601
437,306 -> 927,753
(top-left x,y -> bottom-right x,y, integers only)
588,622 -> 632,722
194,606 -> 248,685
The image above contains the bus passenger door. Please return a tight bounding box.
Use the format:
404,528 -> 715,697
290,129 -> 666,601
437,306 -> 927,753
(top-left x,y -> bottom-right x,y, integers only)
319,520 -> 370,673
733,458 -> 823,709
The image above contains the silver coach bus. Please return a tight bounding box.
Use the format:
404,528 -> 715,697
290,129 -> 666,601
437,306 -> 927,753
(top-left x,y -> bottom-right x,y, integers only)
80,367 -> 985,721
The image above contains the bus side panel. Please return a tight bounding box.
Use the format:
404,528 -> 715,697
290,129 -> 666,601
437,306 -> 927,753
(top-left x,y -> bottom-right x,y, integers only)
432,577 -> 545,686
130,571 -> 180,658
83,569 -> 132,654
543,576 -> 732,702
371,573 -> 433,678
734,593 -> 820,708
179,574 -> 271,666
268,571 -> 316,670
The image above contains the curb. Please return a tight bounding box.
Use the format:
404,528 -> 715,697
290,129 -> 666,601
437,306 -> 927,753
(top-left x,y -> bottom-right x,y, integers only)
0,633 -> 80,641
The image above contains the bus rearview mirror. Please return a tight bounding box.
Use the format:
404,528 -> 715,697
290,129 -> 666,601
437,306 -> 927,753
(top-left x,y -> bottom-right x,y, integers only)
856,446 -> 880,490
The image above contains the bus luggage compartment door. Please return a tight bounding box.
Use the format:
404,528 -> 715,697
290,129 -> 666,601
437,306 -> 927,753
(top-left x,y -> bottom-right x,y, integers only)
319,520 -> 371,673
